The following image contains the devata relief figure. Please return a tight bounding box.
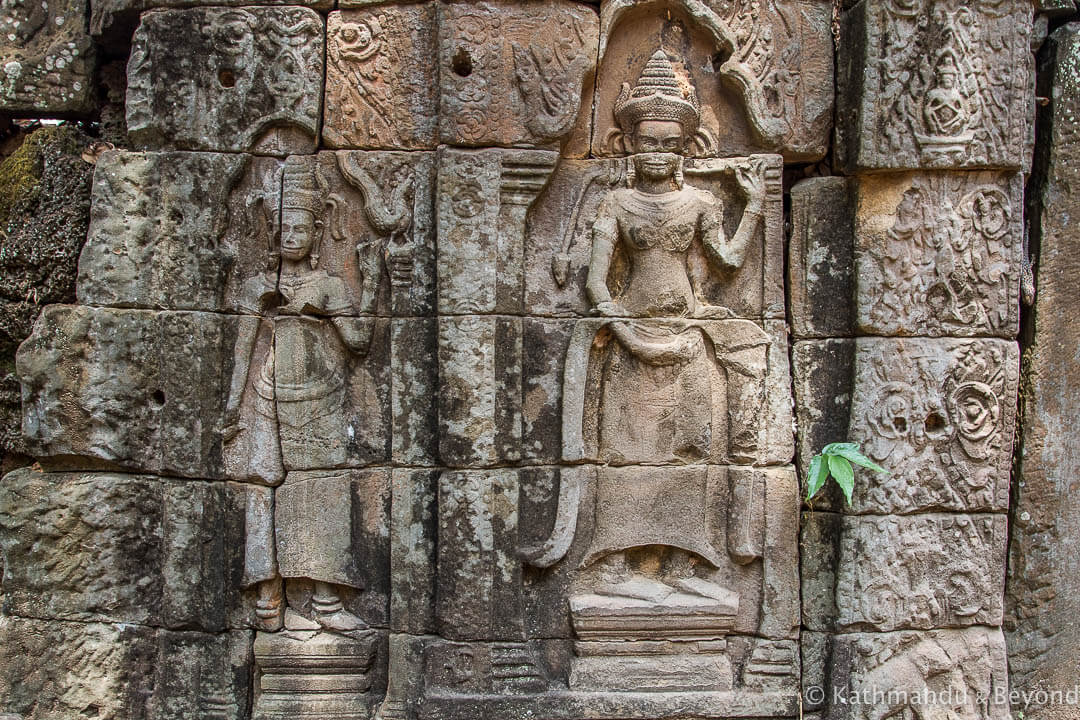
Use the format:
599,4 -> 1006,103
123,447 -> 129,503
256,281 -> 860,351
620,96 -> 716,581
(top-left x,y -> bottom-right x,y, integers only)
529,50 -> 774,691
225,157 -> 403,634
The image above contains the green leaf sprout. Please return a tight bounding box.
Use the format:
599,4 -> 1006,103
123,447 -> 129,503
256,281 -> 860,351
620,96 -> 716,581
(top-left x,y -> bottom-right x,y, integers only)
806,442 -> 888,506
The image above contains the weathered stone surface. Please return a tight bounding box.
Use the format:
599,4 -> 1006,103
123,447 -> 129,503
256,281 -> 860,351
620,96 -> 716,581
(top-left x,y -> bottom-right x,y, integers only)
792,340 -> 855,507
0,125 -> 93,464
1005,21 -> 1080,711
854,172 -> 1023,338
0,466 -> 251,630
126,7 -> 324,154
524,155 -> 785,320
391,319 -> 439,467
437,469 -> 523,641
594,0 -> 835,162
438,1 -> 599,150
804,512 -> 1007,633
438,148 -> 557,315
821,627 -> 1011,720
837,0 -> 1033,171
1034,0 -> 1076,17
17,306 -> 243,479
788,177 -> 855,339
0,616 -> 252,720
390,469 -> 438,634
844,338 -> 1017,514
324,6 -> 438,150
0,0 -> 96,115
78,151 -> 283,312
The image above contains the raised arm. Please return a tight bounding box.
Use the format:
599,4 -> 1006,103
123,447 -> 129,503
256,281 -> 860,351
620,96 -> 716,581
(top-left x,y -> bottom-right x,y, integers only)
586,195 -> 620,315
701,165 -> 765,272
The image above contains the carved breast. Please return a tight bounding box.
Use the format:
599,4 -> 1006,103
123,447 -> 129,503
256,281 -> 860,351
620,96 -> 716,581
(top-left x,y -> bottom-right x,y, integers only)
616,189 -> 701,254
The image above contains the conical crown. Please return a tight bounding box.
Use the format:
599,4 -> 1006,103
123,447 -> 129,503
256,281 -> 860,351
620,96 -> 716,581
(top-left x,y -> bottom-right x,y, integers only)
282,157 -> 324,215
613,50 -> 701,134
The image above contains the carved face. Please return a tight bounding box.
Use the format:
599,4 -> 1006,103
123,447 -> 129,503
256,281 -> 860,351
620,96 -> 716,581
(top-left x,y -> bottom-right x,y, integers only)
280,208 -> 319,261
628,120 -> 686,181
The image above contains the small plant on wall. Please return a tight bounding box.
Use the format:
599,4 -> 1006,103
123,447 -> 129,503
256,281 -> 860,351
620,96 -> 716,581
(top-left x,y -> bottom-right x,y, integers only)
806,442 -> 888,506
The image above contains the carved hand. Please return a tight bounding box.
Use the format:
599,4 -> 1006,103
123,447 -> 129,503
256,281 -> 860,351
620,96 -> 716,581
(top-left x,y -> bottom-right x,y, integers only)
735,164 -> 766,214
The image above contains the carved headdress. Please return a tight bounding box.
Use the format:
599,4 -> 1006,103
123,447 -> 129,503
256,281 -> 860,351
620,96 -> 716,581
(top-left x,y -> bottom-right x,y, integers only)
613,50 -> 701,135
282,156 -> 325,216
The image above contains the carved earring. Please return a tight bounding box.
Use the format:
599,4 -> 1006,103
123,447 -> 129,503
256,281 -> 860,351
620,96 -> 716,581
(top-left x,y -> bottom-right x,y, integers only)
625,158 -> 636,188
674,157 -> 685,189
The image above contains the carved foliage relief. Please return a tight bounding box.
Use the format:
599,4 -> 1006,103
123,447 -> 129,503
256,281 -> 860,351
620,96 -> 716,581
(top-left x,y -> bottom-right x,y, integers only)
841,0 -> 1032,170
846,339 -> 1017,514
855,172 -> 1022,337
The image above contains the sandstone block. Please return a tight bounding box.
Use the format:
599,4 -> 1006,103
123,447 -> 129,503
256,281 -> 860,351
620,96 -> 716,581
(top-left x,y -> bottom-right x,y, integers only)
837,0 -> 1033,171
390,469 -> 438,634
437,148 -> 557,315
126,7 -> 324,154
854,172 -> 1023,338
324,6 -> 438,150
0,466 -> 250,630
803,512 -> 1007,633
788,177 -> 855,339
594,0 -> 834,162
438,1 -> 599,150
845,338 -> 1017,514
78,151 -> 283,312
17,305 -> 240,480
1005,21 -> 1080,708
391,318 -> 439,467
822,627 -> 1010,720
0,616 -> 252,720
0,0 -> 96,114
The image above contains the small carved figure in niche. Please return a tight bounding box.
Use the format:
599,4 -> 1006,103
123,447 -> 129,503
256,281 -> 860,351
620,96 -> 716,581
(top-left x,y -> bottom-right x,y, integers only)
580,50 -> 765,602
921,50 -> 971,140
226,157 -> 409,634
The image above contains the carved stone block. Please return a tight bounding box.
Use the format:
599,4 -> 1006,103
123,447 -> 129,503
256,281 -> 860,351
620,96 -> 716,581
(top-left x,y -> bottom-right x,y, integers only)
78,151 -> 283,313
823,627 -> 1011,720
803,512 -> 1007,633
594,0 -> 834,162
788,177 -> 855,339
252,630 -> 383,720
16,305 -> 242,480
324,6 -> 438,150
854,172 -> 1023,338
437,1 -> 599,150
0,467 -> 250,631
0,0 -> 96,114
126,7 -> 324,154
0,616 -> 252,720
389,469 -> 438,634
845,338 -> 1017,514
524,155 -> 785,320
391,319 -> 439,467
837,0 -> 1033,171
437,148 -> 558,315
436,469 -> 524,641
437,316 -> 522,468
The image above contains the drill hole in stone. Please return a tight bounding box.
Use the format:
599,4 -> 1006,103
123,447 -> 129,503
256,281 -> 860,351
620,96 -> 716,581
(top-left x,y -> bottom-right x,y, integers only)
925,413 -> 946,433
218,69 -> 237,88
451,48 -> 473,77
151,390 -> 166,406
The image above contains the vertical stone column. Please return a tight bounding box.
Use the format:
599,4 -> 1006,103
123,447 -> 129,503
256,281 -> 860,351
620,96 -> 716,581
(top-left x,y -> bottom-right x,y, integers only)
1005,21 -> 1080,716
795,1 -> 1032,718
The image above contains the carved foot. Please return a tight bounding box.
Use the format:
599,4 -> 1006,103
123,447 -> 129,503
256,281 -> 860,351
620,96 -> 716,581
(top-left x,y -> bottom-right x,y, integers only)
595,574 -> 674,603
671,577 -> 740,611
255,595 -> 284,632
315,607 -> 369,632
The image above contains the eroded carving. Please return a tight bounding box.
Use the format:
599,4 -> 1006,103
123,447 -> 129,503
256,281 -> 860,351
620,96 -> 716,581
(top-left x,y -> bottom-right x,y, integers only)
856,172 -> 1022,337
846,338 -> 1018,514
126,7 -> 324,153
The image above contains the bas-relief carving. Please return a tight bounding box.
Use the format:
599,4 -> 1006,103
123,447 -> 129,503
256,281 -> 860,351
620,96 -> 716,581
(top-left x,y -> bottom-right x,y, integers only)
593,0 -> 835,161
126,7 -> 324,154
855,172 -> 1022,338
519,50 -> 798,702
839,0 -> 1032,170
0,0 -> 96,114
324,6 -> 438,150
826,628 -> 1011,720
437,0 -> 599,150
845,338 -> 1017,514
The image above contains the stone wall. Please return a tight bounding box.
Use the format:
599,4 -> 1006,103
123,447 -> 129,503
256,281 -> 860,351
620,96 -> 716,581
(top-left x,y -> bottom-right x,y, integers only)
0,1 -> 1072,719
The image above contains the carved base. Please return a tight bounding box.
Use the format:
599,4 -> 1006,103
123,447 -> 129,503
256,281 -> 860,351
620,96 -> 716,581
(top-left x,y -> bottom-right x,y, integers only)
570,640 -> 733,692
253,630 -> 379,720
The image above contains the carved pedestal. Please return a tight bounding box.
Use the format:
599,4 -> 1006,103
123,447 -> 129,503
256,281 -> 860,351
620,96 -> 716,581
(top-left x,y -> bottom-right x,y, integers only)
253,631 -> 380,720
